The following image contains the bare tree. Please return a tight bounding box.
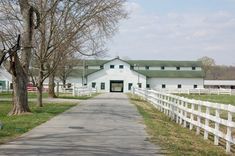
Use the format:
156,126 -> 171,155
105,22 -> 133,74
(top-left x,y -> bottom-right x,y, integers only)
31,0 -> 126,103
0,0 -> 127,108
198,56 -> 215,76
0,0 -> 40,115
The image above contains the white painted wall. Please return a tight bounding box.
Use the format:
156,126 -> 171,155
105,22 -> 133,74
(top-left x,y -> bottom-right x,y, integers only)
0,67 -> 12,90
147,78 -> 204,90
87,59 -> 146,93
88,66 -> 101,70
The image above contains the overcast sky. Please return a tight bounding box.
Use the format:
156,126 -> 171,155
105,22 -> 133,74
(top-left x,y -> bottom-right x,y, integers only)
106,0 -> 235,65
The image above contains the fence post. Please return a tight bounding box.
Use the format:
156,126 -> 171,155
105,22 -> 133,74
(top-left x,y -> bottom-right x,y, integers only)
214,108 -> 220,145
176,98 -> 179,124
204,106 -> 210,140
167,95 -> 170,116
179,100 -> 183,125
190,102 -> 194,130
183,101 -> 187,128
170,97 -> 174,120
145,89 -> 148,101
196,103 -> 201,135
226,109 -> 232,153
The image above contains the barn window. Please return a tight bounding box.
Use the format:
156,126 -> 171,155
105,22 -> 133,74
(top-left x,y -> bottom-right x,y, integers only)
192,66 -> 196,70
110,65 -> 115,69
138,83 -> 142,88
128,83 -> 133,90
119,65 -> 124,69
162,84 -> 166,89
194,85 -> 198,89
100,65 -> 104,69
92,82 -> 96,88
176,67 -> 180,70
146,84 -> 150,88
178,84 -> 182,89
161,66 -> 165,70
145,66 -> 149,70
101,83 -> 105,90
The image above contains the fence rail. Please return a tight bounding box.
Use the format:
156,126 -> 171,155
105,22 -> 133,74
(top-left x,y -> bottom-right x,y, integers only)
133,87 -> 235,153
156,88 -> 235,95
72,86 -> 97,97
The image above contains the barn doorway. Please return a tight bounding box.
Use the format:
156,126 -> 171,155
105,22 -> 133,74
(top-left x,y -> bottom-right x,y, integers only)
110,80 -> 124,92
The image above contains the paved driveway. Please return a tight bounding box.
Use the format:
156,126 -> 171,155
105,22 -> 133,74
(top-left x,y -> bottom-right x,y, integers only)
0,93 -> 164,156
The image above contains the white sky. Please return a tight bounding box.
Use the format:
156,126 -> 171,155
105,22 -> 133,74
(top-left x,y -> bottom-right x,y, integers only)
106,0 -> 235,65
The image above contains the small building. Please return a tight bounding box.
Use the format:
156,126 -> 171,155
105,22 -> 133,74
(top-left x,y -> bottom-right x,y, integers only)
69,57 -> 204,93
0,67 -> 12,91
204,80 -> 235,89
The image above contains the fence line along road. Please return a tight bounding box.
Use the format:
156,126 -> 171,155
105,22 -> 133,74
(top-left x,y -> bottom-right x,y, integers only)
132,87 -> 235,153
156,88 -> 235,95
72,86 -> 97,97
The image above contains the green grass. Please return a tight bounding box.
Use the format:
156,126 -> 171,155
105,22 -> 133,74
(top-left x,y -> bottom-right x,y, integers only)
178,94 -> 235,106
0,92 -> 48,99
0,92 -> 99,100
58,93 -> 100,100
0,101 -> 76,144
128,94 -> 227,156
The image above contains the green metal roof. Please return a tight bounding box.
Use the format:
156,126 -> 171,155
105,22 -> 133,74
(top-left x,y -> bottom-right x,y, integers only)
70,68 -> 204,78
127,60 -> 201,67
135,70 -> 205,78
69,58 -> 204,78
82,59 -> 202,67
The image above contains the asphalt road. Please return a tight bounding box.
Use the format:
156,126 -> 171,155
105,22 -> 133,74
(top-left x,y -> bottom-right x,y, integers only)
0,93 -> 165,156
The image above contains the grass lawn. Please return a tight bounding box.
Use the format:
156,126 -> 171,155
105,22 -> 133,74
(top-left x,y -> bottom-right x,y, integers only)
0,101 -> 76,144
0,92 -> 99,100
0,92 -> 48,99
128,94 -> 227,156
177,94 -> 235,106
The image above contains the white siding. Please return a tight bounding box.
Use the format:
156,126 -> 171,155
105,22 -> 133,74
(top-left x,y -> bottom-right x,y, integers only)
87,59 -> 146,93
147,78 -> 204,89
88,66 -> 101,70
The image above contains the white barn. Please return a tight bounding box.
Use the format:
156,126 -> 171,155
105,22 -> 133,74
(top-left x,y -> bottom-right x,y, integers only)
0,67 -> 12,91
68,57 -> 204,93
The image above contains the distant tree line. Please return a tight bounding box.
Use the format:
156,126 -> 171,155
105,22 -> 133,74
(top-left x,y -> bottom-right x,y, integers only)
198,56 -> 235,80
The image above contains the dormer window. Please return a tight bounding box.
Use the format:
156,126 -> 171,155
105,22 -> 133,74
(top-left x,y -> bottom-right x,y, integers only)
192,66 -> 196,70
119,65 -> 124,69
145,66 -> 149,70
176,67 -> 180,70
161,66 -> 165,70
110,65 -> 115,69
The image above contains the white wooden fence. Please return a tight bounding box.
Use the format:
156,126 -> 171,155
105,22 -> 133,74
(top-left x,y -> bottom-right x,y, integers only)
156,88 -> 235,95
72,86 -> 97,97
133,87 -> 235,153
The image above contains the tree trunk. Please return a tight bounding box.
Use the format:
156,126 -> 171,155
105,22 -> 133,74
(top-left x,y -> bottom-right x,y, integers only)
48,73 -> 57,98
8,0 -> 36,115
8,54 -> 31,115
63,78 -> 66,88
37,85 -> 43,107
37,66 -> 44,107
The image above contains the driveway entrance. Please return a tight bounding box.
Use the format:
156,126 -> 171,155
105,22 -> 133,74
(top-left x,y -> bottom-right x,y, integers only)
110,80 -> 124,92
